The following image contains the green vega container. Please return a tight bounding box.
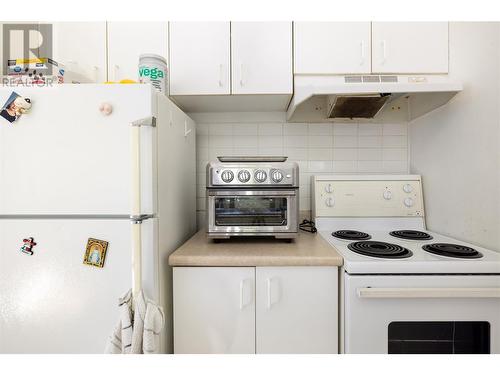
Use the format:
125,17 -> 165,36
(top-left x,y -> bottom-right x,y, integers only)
139,54 -> 168,94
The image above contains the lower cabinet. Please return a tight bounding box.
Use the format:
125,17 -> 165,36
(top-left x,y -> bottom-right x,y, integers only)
256,267 -> 338,353
173,267 -> 255,354
173,266 -> 338,354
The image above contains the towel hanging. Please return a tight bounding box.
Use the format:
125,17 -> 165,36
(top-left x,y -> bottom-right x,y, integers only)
105,289 -> 164,354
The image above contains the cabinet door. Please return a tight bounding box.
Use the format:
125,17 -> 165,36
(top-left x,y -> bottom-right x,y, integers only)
372,22 -> 448,74
173,267 -> 255,353
231,22 -> 292,94
169,22 -> 230,95
51,22 -> 107,82
294,22 -> 371,74
161,97 -> 197,236
256,267 -> 338,354
107,22 -> 168,82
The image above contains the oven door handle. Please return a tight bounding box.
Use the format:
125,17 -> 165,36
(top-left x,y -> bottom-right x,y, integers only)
208,189 -> 297,196
357,287 -> 500,299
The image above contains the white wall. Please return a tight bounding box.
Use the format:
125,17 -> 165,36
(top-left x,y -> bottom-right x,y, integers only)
410,22 -> 500,251
191,112 -> 409,228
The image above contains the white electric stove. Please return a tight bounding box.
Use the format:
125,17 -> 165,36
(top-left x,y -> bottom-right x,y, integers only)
312,175 -> 500,354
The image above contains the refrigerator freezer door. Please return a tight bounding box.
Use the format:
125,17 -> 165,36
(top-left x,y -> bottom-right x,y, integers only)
0,217 -> 158,353
0,85 -> 157,215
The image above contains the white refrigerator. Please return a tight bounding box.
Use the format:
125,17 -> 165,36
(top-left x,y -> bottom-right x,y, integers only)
0,84 -> 197,353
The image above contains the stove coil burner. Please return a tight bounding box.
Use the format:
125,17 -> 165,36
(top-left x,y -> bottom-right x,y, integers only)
422,243 -> 483,259
348,241 -> 413,259
389,230 -> 433,241
332,230 -> 372,241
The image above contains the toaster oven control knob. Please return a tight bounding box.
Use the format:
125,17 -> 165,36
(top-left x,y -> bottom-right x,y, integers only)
325,184 -> 333,193
383,190 -> 392,200
325,197 -> 335,207
254,170 -> 267,183
221,170 -> 234,183
238,170 -> 251,183
403,184 -> 413,193
270,169 -> 284,183
404,197 -> 414,207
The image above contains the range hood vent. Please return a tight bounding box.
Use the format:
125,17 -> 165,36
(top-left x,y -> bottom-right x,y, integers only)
327,93 -> 392,119
344,75 -> 399,83
287,75 -> 463,123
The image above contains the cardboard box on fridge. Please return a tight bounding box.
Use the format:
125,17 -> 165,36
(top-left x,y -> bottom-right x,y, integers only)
7,57 -> 65,83
6,57 -> 94,84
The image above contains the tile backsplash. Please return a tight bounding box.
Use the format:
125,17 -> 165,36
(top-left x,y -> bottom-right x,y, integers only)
193,113 -> 409,228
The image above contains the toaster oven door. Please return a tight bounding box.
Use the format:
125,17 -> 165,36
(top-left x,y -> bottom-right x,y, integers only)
207,189 -> 298,237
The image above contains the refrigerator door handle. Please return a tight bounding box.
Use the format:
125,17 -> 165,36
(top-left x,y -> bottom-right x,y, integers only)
131,116 -> 157,127
130,116 -> 156,304
130,117 -> 157,216
130,214 -> 155,224
131,220 -> 143,307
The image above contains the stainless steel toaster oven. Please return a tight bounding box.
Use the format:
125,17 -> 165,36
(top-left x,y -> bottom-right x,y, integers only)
206,158 -> 299,239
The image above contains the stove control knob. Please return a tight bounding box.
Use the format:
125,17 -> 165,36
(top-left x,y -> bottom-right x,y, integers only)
404,197 -> 414,207
238,170 -> 251,183
254,169 -> 267,183
325,197 -> 335,207
403,184 -> 413,193
325,184 -> 333,193
221,170 -> 234,183
270,169 -> 284,183
383,190 -> 392,200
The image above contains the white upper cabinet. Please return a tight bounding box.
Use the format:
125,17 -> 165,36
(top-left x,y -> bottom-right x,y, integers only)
294,22 -> 372,74
169,22 -> 230,95
107,22 -> 168,82
231,22 -> 292,94
51,22 -> 107,83
371,22 -> 449,74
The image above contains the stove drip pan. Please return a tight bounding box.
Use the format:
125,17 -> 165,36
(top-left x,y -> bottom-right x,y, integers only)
332,230 -> 371,241
348,241 -> 413,259
422,243 -> 483,259
389,230 -> 433,241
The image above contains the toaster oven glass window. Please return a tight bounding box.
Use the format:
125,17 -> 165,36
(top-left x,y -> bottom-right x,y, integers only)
214,197 -> 288,226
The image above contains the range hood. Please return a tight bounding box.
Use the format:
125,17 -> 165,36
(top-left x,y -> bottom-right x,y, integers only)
287,75 -> 463,122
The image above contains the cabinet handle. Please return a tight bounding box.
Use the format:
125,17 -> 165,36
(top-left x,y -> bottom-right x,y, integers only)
267,278 -> 272,309
360,41 -> 365,66
266,277 -> 281,309
381,40 -> 387,65
184,119 -> 192,137
218,64 -> 224,87
267,277 -> 280,309
239,279 -> 252,310
93,66 -> 99,83
239,63 -> 244,86
239,280 -> 244,309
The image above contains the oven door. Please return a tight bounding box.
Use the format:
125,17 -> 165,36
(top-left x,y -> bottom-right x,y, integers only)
207,189 -> 298,237
343,273 -> 500,354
